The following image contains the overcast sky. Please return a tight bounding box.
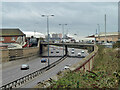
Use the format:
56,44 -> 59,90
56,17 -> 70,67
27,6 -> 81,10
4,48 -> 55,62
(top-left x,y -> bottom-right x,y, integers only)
2,2 -> 118,37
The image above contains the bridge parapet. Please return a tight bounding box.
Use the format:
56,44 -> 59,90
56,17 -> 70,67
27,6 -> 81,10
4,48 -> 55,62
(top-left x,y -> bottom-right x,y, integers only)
70,45 -> 98,72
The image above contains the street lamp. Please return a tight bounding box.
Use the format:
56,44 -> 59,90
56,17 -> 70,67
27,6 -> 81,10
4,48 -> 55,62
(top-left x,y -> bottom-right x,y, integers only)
59,24 -> 67,56
97,24 -> 100,41
41,14 -> 54,66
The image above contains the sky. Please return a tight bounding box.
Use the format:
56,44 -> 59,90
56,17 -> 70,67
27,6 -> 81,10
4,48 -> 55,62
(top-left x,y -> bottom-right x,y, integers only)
1,2 -> 118,37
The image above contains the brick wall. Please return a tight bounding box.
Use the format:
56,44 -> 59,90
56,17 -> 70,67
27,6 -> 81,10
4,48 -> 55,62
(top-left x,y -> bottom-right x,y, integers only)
0,36 -> 18,43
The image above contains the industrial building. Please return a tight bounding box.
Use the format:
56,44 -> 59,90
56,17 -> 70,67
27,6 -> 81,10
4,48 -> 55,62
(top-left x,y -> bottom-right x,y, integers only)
95,32 -> 119,42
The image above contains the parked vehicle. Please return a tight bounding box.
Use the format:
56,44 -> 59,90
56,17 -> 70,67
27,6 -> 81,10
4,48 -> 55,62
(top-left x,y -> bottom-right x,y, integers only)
21,64 -> 29,70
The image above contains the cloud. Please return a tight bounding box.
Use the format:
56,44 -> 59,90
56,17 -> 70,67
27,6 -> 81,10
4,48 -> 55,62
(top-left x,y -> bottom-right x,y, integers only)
2,2 -> 118,36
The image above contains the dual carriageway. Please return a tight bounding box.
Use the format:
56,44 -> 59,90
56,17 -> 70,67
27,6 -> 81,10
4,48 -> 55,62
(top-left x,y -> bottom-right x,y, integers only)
1,45 -> 89,88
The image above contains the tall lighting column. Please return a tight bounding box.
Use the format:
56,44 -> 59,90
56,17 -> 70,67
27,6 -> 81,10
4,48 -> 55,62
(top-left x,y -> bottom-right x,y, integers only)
97,24 -> 100,41
105,14 -> 107,43
41,14 -> 54,66
59,24 -> 67,56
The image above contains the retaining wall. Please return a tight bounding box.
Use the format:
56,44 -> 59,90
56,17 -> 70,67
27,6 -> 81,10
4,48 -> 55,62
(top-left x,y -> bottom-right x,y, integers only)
1,46 -> 48,63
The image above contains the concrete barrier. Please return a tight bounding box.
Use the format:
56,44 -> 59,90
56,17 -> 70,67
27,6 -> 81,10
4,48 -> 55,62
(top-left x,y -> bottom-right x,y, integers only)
1,47 -> 39,63
70,45 -> 98,72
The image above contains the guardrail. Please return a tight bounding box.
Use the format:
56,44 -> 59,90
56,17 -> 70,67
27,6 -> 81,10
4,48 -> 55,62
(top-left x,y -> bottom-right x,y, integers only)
0,56 -> 67,89
73,45 -> 98,72
41,55 -> 85,58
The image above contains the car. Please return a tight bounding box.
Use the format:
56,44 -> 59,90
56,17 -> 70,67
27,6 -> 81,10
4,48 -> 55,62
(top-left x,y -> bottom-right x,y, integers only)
56,50 -> 59,53
72,48 -> 74,51
64,65 -> 70,69
71,50 -> 74,54
78,53 -> 81,56
51,51 -> 53,53
21,64 -> 29,70
81,50 -> 85,53
41,59 -> 47,63
53,47 -> 56,50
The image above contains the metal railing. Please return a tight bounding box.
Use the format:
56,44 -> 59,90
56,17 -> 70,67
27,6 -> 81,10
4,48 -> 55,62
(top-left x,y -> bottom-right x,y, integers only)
1,56 -> 67,89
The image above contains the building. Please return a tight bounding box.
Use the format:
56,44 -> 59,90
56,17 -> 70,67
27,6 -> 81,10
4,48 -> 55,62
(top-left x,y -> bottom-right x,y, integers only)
0,28 -> 26,44
52,33 -> 59,39
95,32 -> 119,42
23,31 -> 45,38
58,33 -> 62,39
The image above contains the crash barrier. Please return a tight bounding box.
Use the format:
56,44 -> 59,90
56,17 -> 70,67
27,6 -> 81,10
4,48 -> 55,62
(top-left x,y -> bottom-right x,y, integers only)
1,47 -> 40,62
41,55 -> 85,58
41,56 -> 63,58
0,56 -> 67,90
73,45 -> 98,72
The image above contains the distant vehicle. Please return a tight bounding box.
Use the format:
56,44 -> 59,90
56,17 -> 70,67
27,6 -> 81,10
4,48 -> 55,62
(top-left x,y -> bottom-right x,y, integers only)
75,40 -> 79,43
65,39 -> 70,43
41,59 -> 47,63
53,47 -> 56,50
72,48 -> 74,51
71,50 -> 74,54
64,65 -> 70,69
56,50 -> 59,53
51,50 -> 53,53
81,50 -> 85,53
78,53 -> 81,56
21,64 -> 29,70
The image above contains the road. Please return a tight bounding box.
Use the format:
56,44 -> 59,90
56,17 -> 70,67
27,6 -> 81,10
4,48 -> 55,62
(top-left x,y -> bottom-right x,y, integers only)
1,46 -> 89,88
20,52 -> 88,88
2,46 -> 63,86
19,48 -> 89,88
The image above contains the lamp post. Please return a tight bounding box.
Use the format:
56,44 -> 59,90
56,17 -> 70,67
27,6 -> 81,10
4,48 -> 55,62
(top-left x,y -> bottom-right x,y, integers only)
41,14 -> 54,66
105,14 -> 107,43
97,24 -> 100,41
95,29 -> 97,44
59,24 -> 67,56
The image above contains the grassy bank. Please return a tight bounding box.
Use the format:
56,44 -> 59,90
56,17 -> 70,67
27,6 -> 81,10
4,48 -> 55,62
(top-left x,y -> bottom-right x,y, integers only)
48,45 -> 119,88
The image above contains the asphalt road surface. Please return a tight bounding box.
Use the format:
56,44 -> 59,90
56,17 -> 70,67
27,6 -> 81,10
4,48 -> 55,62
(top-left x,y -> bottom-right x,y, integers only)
19,47 -> 89,88
1,46 -> 89,88
2,46 -> 63,86
20,51 -> 88,88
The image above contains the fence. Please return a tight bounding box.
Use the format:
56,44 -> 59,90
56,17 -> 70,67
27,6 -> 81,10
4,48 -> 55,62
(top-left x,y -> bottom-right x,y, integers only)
0,55 -> 67,89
